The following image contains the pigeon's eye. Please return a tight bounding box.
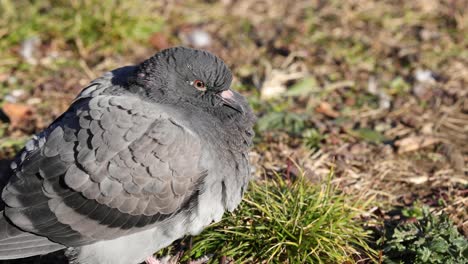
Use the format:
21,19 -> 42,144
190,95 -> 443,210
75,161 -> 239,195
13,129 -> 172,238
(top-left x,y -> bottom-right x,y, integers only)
192,80 -> 206,91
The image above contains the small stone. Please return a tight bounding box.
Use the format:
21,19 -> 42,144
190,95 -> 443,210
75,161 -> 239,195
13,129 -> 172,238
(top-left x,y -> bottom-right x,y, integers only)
187,29 -> 212,48
11,89 -> 26,98
20,36 -> 41,65
26,98 -> 42,105
414,69 -> 436,83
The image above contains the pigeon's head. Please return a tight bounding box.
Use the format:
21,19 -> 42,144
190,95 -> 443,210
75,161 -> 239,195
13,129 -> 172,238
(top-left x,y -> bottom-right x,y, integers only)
133,47 -> 252,121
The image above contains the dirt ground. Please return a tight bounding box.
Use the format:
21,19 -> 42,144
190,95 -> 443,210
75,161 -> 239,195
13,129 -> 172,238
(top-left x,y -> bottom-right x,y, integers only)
0,0 -> 466,262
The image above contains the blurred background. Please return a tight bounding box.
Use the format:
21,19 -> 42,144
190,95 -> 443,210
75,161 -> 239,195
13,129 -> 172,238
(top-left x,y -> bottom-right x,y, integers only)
0,0 -> 467,263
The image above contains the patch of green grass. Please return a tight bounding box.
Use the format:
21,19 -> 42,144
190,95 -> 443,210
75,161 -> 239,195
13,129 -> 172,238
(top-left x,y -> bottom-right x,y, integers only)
169,173 -> 377,263
0,0 -> 162,54
0,137 -> 27,149
285,77 -> 320,97
256,111 -> 307,135
0,0 -> 164,104
350,128 -> 387,144
379,206 -> 468,264
302,128 -> 326,150
387,77 -> 411,96
0,136 -> 27,158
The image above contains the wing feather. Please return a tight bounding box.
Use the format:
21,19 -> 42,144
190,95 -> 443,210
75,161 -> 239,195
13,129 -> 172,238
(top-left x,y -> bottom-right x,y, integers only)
2,67 -> 205,247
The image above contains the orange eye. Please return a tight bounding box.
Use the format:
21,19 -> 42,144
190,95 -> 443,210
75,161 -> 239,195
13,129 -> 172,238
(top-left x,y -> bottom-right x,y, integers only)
192,80 -> 206,91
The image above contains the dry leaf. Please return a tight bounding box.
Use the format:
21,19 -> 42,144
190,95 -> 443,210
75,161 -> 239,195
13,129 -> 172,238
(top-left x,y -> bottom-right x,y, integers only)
395,136 -> 440,154
315,102 -> 340,118
260,69 -> 306,99
149,32 -> 170,50
2,103 -> 34,129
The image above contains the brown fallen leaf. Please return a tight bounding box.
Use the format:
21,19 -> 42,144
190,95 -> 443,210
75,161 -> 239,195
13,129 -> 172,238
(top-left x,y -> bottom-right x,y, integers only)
315,101 -> 340,118
344,96 -> 356,106
395,136 -> 440,154
149,32 -> 170,50
2,103 -> 34,130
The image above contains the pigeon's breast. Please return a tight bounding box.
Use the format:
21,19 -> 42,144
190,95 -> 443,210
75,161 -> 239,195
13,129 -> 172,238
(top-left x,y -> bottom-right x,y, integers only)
162,110 -> 253,234
185,140 -> 250,235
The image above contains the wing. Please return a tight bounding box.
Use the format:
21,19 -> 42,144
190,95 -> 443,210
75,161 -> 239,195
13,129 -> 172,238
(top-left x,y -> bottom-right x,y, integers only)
1,69 -> 205,246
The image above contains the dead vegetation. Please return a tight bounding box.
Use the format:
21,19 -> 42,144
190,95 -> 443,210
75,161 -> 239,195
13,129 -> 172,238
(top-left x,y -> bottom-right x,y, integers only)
0,0 -> 467,262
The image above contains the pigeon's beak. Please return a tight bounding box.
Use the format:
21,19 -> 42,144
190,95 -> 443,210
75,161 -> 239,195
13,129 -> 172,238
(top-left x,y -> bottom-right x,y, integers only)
218,89 -> 244,113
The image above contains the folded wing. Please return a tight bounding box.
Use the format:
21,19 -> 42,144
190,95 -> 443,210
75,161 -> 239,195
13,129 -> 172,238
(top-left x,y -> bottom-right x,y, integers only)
2,73 -> 205,247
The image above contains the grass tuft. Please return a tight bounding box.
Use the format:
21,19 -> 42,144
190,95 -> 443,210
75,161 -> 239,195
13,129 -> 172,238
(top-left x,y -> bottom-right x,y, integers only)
169,172 -> 377,263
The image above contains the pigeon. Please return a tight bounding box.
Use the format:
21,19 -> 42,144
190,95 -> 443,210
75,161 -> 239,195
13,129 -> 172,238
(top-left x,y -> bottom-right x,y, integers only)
0,47 -> 255,264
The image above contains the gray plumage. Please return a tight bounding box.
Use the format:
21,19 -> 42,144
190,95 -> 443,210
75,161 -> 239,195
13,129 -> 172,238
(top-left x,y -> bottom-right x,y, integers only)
0,47 -> 255,264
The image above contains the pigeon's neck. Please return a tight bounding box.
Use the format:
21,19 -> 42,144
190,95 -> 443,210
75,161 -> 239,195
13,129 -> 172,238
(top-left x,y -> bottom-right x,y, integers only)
228,126 -> 253,152
214,112 -> 255,152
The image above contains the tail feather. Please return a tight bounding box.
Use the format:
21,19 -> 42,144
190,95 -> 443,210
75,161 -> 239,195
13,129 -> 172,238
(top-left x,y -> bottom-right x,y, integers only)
0,213 -> 65,260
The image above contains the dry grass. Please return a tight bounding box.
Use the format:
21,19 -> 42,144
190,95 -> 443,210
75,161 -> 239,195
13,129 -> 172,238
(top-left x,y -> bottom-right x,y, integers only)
0,0 -> 467,263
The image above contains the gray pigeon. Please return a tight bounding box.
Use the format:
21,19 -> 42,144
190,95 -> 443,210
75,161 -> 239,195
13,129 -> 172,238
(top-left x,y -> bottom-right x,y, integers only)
0,47 -> 255,264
